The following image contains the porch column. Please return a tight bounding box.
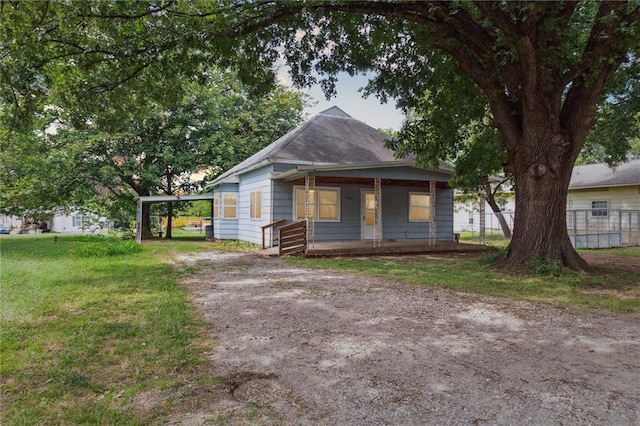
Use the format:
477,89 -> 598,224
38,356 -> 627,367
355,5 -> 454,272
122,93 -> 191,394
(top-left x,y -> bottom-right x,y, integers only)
305,175 -> 315,248
374,178 -> 382,248
135,198 -> 143,243
429,180 -> 437,246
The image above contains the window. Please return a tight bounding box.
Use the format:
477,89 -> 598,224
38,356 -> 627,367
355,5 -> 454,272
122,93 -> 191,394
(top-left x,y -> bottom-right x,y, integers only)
250,191 -> 262,219
591,200 -> 608,217
213,194 -> 219,218
294,186 -> 340,221
409,193 -> 431,222
222,193 -> 237,219
72,213 -> 84,227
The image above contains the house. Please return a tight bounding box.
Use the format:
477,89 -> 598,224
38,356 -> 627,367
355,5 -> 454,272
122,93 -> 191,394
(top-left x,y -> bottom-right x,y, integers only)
207,107 -> 456,249
567,159 -> 640,248
0,208 -> 110,234
567,159 -> 640,211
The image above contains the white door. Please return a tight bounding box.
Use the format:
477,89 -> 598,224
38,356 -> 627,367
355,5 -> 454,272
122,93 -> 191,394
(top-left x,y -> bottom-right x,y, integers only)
362,190 -> 376,240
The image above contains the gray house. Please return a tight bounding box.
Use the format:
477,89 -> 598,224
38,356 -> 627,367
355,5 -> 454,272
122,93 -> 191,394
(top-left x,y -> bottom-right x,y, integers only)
207,106 -> 455,249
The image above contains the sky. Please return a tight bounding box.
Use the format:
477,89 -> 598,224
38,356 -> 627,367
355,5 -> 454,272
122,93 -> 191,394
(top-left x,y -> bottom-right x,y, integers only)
277,69 -> 405,131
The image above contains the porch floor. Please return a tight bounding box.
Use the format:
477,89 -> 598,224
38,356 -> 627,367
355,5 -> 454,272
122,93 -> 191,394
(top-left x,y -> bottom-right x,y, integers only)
260,240 -> 490,257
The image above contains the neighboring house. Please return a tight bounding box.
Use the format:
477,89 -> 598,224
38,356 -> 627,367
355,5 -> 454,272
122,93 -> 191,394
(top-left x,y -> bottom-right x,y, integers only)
567,159 -> 640,211
0,209 -> 110,234
453,194 -> 515,235
567,159 -> 640,248
207,106 -> 455,247
50,209 -> 110,233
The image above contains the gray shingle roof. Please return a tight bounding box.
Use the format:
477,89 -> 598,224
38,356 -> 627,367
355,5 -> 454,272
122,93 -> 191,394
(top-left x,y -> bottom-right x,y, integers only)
569,159 -> 640,189
210,106 -> 417,185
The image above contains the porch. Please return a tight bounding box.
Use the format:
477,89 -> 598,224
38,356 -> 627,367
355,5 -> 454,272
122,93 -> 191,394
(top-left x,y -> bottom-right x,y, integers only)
260,239 -> 489,257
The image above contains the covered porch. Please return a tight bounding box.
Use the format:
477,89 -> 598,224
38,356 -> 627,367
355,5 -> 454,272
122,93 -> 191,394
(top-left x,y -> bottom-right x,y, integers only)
260,239 -> 488,257
271,162 -> 454,251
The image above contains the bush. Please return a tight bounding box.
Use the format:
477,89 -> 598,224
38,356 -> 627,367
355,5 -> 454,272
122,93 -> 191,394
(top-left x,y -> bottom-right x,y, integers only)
530,258 -> 564,276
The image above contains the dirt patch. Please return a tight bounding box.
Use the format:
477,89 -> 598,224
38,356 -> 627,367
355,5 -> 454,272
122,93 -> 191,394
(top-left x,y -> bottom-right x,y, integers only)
581,252 -> 640,274
172,252 -> 640,425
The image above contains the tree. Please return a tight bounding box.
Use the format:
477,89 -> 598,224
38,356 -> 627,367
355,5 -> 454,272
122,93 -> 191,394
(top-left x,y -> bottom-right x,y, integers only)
223,1 -> 640,270
49,71 -> 307,238
2,1 -> 639,269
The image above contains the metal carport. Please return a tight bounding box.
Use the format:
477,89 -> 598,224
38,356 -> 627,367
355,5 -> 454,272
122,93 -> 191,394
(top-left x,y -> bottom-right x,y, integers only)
134,194 -> 215,243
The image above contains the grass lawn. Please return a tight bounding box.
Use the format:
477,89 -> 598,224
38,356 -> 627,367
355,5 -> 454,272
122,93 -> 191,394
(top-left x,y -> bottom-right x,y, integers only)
1,234 -> 637,424
0,234 -> 236,425
287,246 -> 640,313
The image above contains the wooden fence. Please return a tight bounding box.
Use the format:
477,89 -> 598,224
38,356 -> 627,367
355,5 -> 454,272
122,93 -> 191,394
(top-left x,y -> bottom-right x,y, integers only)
278,221 -> 307,256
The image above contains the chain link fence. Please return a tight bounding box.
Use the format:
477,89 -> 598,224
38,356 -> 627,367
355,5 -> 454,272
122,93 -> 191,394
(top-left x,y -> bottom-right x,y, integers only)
567,209 -> 640,248
457,208 -> 640,248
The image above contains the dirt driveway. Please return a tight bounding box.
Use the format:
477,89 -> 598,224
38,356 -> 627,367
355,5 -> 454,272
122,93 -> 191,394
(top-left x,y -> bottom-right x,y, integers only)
174,252 -> 640,425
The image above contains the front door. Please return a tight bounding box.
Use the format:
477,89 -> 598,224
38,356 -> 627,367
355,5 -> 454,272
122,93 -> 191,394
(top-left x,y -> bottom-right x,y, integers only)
362,190 -> 376,240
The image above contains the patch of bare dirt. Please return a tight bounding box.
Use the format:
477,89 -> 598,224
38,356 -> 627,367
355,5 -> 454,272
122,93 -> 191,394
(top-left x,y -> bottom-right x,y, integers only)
581,252 -> 640,274
170,252 -> 640,425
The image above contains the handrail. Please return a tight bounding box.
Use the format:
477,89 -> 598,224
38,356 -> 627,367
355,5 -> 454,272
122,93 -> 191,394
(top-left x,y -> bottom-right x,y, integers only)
261,219 -> 287,249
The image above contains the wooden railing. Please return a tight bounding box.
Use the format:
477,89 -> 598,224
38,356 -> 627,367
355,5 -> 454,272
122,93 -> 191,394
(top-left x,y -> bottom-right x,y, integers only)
261,219 -> 286,249
278,221 -> 307,256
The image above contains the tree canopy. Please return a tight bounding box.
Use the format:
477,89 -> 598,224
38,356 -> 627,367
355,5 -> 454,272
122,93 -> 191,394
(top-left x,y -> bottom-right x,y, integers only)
2,1 -> 639,269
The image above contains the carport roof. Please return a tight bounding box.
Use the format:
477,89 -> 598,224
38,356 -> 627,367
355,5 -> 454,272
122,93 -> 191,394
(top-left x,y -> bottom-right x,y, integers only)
134,194 -> 214,204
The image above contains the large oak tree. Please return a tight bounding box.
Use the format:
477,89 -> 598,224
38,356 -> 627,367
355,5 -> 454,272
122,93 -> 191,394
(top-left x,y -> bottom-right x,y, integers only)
2,1 -> 639,269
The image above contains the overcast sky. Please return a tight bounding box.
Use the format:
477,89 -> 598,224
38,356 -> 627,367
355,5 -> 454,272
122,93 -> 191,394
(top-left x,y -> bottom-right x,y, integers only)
277,68 -> 405,130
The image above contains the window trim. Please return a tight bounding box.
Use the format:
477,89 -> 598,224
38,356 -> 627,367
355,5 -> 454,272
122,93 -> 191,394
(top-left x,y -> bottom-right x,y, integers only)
250,191 -> 262,220
293,185 -> 341,222
408,192 -> 431,222
72,213 -> 84,228
221,192 -> 238,219
591,200 -> 609,217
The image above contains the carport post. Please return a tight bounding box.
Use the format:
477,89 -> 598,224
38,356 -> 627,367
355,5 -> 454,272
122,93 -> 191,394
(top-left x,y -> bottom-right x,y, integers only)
135,198 -> 143,243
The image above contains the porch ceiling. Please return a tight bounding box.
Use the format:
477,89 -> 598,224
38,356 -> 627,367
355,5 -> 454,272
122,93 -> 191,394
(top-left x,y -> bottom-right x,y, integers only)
288,176 -> 450,188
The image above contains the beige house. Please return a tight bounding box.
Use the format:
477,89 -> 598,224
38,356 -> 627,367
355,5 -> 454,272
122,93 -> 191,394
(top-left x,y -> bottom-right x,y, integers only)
568,159 -> 640,210
567,159 -> 640,248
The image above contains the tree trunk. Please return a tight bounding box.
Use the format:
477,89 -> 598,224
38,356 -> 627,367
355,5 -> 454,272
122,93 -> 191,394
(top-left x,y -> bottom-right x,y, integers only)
482,184 -> 512,240
141,202 -> 153,239
165,201 -> 173,239
499,161 -> 589,271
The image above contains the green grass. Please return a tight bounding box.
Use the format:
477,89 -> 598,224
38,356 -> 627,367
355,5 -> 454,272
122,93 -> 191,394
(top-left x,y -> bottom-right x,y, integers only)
0,234 -> 228,425
286,249 -> 640,313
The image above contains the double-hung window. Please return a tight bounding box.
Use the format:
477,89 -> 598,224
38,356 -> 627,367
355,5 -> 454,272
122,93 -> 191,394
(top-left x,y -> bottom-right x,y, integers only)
250,191 -> 262,219
294,186 -> 340,221
591,200 -> 608,217
213,194 -> 220,218
409,192 -> 431,222
222,193 -> 238,219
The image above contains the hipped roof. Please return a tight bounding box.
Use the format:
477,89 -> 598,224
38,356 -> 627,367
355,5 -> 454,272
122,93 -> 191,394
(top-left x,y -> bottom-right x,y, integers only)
569,159 -> 640,189
209,106 -> 451,186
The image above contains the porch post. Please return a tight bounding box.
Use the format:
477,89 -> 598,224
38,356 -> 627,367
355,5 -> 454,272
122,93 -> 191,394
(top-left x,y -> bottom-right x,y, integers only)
135,198 -> 143,244
305,175 -> 315,248
374,178 -> 382,248
429,180 -> 437,246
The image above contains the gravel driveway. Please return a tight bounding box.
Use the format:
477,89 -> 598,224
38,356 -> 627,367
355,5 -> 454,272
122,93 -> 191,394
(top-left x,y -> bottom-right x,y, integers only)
174,252 -> 640,425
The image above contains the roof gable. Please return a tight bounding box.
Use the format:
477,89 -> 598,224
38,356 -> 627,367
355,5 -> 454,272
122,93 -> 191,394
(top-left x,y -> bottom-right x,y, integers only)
211,106 -> 413,185
569,159 -> 640,189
